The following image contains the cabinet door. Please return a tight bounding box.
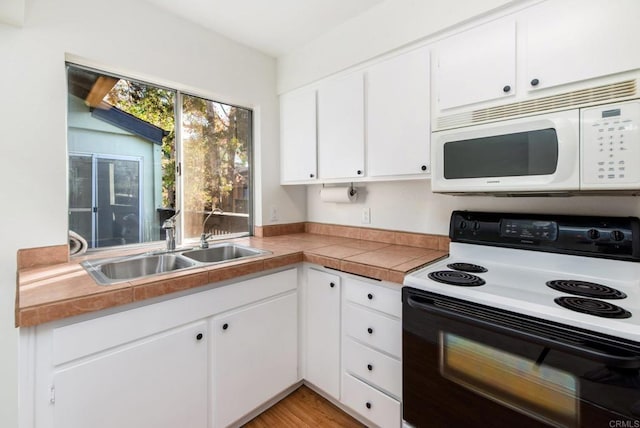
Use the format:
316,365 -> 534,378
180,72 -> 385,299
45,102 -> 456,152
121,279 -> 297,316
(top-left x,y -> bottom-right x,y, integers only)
435,19 -> 516,111
305,269 -> 341,399
523,0 -> 640,92
52,322 -> 208,428
318,72 -> 365,179
212,292 -> 298,427
280,88 -> 317,183
367,47 -> 431,177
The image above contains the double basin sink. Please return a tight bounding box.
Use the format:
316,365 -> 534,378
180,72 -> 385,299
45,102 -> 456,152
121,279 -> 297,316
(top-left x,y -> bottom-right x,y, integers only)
82,243 -> 269,285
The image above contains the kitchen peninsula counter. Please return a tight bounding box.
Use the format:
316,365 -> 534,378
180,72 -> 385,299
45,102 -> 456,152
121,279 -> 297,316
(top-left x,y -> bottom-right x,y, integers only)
17,228 -> 448,327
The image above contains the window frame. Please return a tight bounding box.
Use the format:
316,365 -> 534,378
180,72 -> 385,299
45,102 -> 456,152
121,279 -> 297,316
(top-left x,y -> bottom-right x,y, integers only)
66,61 -> 254,252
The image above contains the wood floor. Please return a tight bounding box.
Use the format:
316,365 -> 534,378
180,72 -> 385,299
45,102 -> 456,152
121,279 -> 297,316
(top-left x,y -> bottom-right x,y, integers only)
243,386 -> 365,428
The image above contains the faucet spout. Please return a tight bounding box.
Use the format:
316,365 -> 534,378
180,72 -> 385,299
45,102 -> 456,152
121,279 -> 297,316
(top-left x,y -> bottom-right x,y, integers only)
200,208 -> 223,248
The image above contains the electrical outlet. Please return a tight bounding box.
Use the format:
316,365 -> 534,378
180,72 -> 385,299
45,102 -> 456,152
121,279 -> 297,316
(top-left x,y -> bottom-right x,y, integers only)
362,207 -> 371,224
270,207 -> 278,222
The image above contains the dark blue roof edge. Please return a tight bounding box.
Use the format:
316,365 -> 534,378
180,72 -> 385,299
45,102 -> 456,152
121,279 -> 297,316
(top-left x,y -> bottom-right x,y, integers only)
91,106 -> 169,145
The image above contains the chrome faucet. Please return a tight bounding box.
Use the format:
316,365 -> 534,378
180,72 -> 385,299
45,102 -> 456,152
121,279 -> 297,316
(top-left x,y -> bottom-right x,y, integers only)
200,208 -> 223,248
162,210 -> 180,251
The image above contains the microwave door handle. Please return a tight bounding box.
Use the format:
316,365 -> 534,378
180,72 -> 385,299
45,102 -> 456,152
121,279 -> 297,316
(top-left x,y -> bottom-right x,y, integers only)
407,295 -> 640,368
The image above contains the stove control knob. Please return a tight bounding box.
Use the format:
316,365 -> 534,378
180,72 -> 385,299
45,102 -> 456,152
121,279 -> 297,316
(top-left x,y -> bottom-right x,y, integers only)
472,221 -> 480,231
588,229 -> 600,240
459,220 -> 467,230
611,230 -> 625,241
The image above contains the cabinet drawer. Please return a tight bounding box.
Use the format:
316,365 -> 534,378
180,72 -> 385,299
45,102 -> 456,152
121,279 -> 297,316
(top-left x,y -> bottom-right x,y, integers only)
344,303 -> 401,358
342,372 -> 401,428
344,338 -> 401,398
345,278 -> 401,318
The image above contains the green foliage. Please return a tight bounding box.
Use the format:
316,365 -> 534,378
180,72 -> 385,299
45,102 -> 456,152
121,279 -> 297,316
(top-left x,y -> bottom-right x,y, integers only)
182,94 -> 249,215
105,80 -> 177,207
104,80 -> 250,229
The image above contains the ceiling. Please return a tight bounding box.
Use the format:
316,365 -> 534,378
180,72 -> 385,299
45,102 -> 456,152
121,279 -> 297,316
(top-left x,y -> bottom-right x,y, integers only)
141,0 -> 387,57
0,0 -> 25,26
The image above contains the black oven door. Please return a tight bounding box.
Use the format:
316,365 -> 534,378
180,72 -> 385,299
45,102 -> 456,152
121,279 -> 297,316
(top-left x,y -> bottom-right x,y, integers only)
402,287 -> 640,428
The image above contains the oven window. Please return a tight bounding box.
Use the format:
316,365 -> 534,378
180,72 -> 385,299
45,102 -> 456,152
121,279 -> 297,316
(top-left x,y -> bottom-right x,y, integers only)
443,128 -> 558,179
440,332 -> 578,427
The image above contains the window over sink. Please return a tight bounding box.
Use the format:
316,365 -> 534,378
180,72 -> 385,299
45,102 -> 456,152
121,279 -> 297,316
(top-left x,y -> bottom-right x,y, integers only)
67,64 -> 253,250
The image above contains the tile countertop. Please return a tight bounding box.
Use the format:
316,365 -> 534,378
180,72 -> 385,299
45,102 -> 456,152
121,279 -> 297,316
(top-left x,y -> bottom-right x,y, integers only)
16,233 -> 448,327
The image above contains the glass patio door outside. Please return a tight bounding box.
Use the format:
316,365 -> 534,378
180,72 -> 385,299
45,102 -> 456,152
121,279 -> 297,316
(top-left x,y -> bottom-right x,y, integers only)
69,153 -> 143,248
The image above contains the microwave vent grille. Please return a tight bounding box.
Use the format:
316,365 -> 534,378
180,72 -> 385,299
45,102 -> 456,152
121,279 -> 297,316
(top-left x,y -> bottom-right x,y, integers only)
436,79 -> 637,130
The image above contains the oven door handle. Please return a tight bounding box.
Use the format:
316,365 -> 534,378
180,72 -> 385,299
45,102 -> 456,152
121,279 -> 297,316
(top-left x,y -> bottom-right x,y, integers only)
407,295 -> 640,368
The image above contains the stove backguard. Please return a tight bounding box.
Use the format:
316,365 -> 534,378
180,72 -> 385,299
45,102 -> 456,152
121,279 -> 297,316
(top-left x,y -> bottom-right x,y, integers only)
449,211 -> 640,262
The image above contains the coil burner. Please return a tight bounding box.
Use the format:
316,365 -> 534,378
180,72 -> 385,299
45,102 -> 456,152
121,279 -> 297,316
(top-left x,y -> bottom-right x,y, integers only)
427,271 -> 486,287
554,296 -> 632,319
447,263 -> 488,273
546,280 -> 627,299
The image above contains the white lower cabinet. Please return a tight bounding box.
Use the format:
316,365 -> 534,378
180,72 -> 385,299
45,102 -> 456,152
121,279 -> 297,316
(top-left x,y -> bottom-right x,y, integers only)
212,292 -> 298,427
341,277 -> 402,428
23,266 -> 405,428
24,268 -> 298,428
342,373 -> 401,428
304,268 -> 341,399
343,338 -> 402,398
343,303 -> 402,357
53,322 -> 208,428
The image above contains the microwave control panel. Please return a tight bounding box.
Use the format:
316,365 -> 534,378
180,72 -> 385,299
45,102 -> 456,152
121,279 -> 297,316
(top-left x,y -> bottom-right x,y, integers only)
581,100 -> 640,189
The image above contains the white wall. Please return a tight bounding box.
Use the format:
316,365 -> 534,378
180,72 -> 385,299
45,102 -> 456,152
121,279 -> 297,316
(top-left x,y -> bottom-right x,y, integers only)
308,181 -> 640,235
277,0 -> 515,92
0,0 -> 303,425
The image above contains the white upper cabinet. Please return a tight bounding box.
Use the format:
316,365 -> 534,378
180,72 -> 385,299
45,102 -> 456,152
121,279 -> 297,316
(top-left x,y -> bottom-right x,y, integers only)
317,71 -> 365,179
523,0 -> 640,92
280,87 -> 317,183
435,19 -> 516,111
367,47 -> 431,177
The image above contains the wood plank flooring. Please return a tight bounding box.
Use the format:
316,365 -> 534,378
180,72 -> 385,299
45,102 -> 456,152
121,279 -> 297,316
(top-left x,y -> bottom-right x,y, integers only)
243,386 -> 364,428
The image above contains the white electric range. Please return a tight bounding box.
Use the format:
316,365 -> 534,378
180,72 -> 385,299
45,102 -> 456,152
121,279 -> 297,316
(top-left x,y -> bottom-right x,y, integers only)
402,211 -> 640,427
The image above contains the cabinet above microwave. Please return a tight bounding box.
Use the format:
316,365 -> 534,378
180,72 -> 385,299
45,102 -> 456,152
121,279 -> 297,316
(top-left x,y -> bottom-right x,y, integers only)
432,0 -> 640,118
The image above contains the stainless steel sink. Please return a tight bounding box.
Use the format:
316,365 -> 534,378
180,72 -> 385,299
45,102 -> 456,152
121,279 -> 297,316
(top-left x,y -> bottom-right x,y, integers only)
83,243 -> 269,285
180,243 -> 268,264
82,253 -> 198,285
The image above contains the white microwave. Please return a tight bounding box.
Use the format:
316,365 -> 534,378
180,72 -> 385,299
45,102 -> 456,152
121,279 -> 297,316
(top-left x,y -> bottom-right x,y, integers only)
431,100 -> 640,195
